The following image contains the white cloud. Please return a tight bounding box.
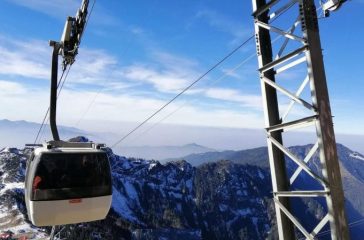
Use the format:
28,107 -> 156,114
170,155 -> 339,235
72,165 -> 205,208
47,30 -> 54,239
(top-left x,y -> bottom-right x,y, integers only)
58,88 -> 264,129
160,105 -> 263,129
204,88 -> 262,109
57,89 -> 166,124
0,37 -> 49,79
0,34 -> 134,92
0,80 -> 27,95
0,34 -> 203,95
121,65 -> 192,93
0,79 -> 263,131
0,33 -> 265,131
0,80 -> 48,122
66,49 -> 120,85
120,51 -> 201,93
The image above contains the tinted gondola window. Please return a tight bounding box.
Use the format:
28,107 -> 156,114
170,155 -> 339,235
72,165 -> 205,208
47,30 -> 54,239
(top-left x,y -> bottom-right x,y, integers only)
32,152 -> 111,201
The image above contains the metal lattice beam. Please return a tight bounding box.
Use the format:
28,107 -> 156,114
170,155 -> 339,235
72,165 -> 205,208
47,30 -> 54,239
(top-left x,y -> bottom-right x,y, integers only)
251,0 -> 349,239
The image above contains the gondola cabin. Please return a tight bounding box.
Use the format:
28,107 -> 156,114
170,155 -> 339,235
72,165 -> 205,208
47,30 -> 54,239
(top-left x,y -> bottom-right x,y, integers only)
24,141 -> 112,226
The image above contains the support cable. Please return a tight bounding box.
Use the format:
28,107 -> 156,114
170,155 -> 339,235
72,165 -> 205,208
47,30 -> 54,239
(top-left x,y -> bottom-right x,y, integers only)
111,35 -> 254,148
126,53 -> 257,145
124,27 -> 297,145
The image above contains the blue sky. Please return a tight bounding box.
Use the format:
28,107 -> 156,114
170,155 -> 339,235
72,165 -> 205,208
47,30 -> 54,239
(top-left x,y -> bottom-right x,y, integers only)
0,0 -> 363,146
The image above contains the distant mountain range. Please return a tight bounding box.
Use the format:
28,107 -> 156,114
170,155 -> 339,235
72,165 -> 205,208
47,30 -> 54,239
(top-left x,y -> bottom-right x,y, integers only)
0,120 -> 216,161
0,119 -> 90,148
1,118 -> 364,155
117,143 -> 215,161
167,146 -> 269,167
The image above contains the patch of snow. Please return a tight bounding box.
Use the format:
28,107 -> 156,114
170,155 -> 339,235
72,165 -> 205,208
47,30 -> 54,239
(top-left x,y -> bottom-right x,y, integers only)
147,182 -> 157,189
148,163 -> 157,170
7,223 -> 31,232
0,182 -> 23,195
0,148 -> 19,154
237,208 -> 252,216
112,186 -> 141,224
123,180 -> 138,201
258,170 -> 264,179
350,153 -> 364,161
169,192 -> 182,199
0,215 -> 13,226
0,211 -> 8,218
219,204 -> 228,212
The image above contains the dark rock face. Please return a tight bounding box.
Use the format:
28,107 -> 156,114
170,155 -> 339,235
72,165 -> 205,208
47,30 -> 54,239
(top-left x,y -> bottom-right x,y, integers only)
68,136 -> 90,143
107,150 -> 274,240
193,161 -> 272,240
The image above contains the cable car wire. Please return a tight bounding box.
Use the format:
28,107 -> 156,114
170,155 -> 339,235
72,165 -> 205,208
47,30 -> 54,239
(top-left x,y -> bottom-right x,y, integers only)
126,53 -> 257,145
58,65 -> 72,98
111,35 -> 254,148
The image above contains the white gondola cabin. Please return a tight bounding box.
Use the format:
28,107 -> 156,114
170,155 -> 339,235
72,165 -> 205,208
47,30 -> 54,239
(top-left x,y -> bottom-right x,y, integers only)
24,141 -> 112,226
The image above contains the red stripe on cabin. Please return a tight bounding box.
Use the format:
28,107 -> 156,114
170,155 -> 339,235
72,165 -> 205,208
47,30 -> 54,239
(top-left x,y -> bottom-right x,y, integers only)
69,199 -> 82,204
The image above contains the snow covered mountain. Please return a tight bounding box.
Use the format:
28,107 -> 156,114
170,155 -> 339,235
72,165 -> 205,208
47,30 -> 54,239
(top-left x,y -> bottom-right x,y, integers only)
173,144 -> 364,238
0,143 -> 363,239
0,146 -> 274,239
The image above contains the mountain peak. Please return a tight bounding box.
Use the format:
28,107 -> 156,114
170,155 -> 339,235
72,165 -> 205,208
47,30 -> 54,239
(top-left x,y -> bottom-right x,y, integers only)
68,136 -> 90,143
183,143 -> 203,148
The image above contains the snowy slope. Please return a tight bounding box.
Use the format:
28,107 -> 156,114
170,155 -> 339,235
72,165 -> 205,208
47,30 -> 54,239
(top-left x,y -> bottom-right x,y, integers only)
0,149 -> 48,239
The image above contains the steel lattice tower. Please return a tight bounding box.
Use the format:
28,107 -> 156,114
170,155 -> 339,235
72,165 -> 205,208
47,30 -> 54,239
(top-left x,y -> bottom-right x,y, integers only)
251,0 -> 349,239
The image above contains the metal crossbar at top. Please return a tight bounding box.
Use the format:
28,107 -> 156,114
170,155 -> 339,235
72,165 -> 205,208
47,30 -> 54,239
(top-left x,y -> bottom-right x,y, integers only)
251,0 -> 349,239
